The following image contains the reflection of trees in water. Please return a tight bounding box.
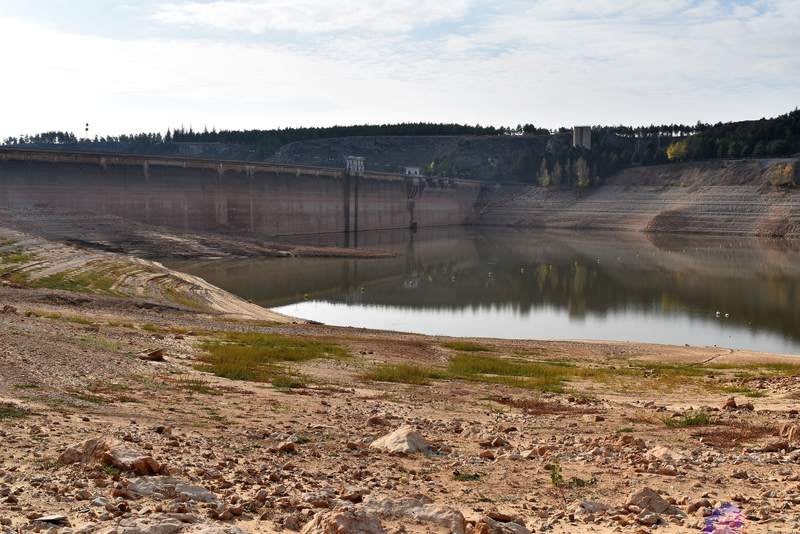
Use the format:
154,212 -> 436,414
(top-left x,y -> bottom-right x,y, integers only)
326,241 -> 800,344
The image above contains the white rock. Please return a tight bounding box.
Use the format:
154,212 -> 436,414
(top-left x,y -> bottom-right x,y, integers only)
369,426 -> 430,454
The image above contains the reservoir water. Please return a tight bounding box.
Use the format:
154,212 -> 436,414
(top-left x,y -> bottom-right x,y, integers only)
168,227 -> 800,355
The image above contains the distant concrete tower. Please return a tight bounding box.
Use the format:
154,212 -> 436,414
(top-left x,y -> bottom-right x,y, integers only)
572,126 -> 592,150
345,155 -> 365,176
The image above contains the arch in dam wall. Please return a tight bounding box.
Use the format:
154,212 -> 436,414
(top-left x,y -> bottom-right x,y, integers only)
0,148 -> 483,237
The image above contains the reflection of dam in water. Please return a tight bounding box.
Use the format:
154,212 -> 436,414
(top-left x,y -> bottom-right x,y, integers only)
169,228 -> 800,354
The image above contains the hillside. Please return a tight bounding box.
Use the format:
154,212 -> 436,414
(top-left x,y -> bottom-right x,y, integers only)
479,158 -> 800,238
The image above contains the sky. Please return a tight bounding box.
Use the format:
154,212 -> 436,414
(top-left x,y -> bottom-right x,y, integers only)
0,0 -> 798,138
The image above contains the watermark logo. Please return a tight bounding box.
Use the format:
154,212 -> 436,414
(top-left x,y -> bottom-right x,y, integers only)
703,503 -> 745,533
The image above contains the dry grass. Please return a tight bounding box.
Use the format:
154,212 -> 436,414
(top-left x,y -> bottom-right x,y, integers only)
693,423 -> 775,449
492,395 -> 599,415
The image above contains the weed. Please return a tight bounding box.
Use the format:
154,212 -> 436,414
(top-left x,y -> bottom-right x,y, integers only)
567,476 -> 598,489
0,403 -> 29,419
547,460 -> 567,505
663,411 -> 714,428
454,471 -> 481,482
720,386 -> 767,398
177,378 -> 220,395
103,465 -> 122,477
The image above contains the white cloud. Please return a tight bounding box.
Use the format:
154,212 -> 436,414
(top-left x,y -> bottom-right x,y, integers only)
152,0 -> 473,33
0,1 -> 797,139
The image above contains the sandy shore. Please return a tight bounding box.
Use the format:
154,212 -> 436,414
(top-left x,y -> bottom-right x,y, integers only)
1,229 -> 800,533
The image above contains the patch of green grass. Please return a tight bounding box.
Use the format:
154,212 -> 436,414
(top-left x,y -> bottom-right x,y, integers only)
363,363 -> 445,385
25,310 -> 62,320
13,382 -> 41,390
103,465 -> 122,476
270,374 -> 308,389
0,249 -> 36,265
442,341 -> 491,352
664,411 -> 714,428
616,427 -> 634,433
163,288 -> 206,311
141,323 -> 162,333
31,269 -> 117,294
107,320 -> 135,328
64,315 -> 96,326
0,403 -> 30,419
196,332 -> 346,387
720,386 -> 767,398
454,472 -> 481,482
446,354 -> 587,393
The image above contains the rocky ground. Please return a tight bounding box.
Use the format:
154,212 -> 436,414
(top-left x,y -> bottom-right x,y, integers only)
1,276 -> 800,534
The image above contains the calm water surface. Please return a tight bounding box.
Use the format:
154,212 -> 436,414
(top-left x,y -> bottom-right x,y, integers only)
168,227 -> 800,355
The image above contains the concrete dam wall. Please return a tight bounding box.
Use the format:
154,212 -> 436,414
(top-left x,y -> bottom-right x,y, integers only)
0,149 -> 483,237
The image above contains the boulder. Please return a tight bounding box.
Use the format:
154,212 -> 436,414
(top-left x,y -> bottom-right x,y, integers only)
471,516 -> 530,534
58,437 -> 163,475
126,476 -> 218,503
626,488 -> 672,515
646,446 -> 685,463
363,495 -> 465,534
301,508 -> 385,534
780,423 -> 800,442
369,426 -> 430,454
139,349 -> 165,362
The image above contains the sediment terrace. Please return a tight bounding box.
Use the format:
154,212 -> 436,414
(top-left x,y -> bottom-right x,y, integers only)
480,158 -> 800,238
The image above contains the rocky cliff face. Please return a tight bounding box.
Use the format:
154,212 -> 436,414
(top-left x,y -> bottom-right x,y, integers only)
479,158 -> 800,238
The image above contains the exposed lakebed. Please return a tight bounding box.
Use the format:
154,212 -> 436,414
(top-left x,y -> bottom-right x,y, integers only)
168,227 -> 800,355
